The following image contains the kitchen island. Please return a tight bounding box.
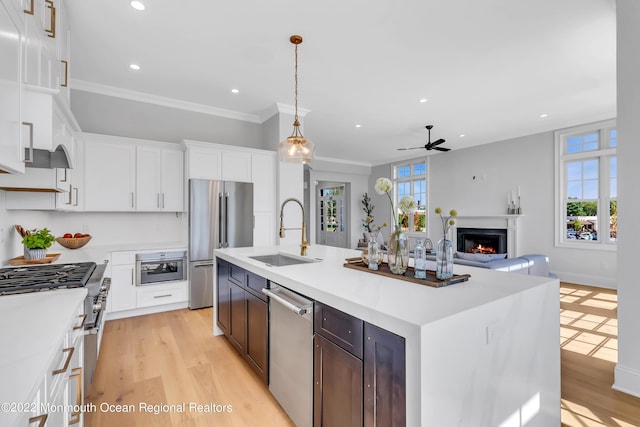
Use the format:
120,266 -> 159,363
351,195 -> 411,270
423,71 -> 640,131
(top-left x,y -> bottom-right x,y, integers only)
215,244 -> 560,427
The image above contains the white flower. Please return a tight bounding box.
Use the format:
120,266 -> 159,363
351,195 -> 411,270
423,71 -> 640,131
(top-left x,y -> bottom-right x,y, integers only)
374,177 -> 392,195
398,195 -> 416,214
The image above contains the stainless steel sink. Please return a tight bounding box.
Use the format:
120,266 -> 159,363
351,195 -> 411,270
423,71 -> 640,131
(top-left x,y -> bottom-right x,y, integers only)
249,253 -> 318,267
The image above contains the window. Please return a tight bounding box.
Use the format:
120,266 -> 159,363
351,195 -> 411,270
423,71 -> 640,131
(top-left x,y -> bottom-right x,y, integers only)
394,160 -> 427,233
555,120 -> 616,248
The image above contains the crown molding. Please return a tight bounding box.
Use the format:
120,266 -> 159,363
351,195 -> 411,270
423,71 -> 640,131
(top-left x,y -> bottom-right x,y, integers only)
258,102 -> 311,122
71,79 -> 262,123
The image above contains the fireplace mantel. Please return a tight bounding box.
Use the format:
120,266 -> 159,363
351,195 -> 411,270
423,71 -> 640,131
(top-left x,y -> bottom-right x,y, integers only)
452,215 -> 524,258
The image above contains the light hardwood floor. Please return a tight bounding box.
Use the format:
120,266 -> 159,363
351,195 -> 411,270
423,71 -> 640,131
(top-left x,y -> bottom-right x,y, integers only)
85,308 -> 294,426
86,283 -> 640,426
560,283 -> 640,427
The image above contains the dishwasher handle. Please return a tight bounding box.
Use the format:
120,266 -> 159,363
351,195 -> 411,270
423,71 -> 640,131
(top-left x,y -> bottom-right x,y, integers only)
262,287 -> 310,316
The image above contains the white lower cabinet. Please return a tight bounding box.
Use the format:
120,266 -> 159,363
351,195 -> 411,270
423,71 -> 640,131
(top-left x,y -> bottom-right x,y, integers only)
21,295 -> 86,426
108,252 -> 137,313
108,251 -> 188,317
136,281 -> 188,309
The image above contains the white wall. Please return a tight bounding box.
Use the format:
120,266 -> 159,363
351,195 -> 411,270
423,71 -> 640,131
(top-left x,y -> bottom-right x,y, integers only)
614,0 -> 640,399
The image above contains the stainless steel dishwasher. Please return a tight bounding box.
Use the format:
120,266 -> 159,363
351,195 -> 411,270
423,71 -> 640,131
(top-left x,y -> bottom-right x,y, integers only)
262,284 -> 314,427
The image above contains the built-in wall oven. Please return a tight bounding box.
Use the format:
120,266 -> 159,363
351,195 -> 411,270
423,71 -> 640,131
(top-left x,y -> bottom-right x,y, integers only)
136,251 -> 187,286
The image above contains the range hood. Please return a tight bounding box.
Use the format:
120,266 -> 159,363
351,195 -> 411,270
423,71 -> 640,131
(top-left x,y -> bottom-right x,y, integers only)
0,145 -> 71,193
25,145 -> 71,169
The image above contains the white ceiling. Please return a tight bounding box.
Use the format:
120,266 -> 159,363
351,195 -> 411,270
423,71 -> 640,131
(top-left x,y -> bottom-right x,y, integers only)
66,0 -> 617,165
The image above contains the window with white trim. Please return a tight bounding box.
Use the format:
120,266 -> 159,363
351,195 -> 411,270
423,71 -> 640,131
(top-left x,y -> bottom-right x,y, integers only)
394,160 -> 427,233
555,120 -> 617,248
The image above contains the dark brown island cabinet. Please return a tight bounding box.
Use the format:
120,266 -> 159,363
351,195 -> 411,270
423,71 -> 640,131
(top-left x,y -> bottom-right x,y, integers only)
216,259 -> 406,425
216,258 -> 268,383
314,302 -> 406,427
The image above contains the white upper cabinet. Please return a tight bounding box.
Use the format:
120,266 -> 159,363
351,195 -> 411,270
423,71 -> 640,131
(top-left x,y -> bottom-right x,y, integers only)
0,1 -> 25,173
183,140 -> 252,182
136,144 -> 184,212
84,136 -> 136,212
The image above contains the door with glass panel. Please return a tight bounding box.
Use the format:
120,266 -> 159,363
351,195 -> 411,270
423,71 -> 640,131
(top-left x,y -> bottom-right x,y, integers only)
317,182 -> 349,248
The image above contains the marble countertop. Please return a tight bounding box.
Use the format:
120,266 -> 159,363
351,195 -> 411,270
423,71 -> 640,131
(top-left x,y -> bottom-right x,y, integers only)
0,288 -> 87,426
214,244 -> 555,337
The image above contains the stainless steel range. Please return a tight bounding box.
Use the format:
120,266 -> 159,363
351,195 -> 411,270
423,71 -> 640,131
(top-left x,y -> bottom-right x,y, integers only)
0,261 -> 111,391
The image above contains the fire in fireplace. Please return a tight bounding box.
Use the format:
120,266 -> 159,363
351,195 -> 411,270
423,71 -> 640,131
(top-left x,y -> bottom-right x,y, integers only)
456,228 -> 507,255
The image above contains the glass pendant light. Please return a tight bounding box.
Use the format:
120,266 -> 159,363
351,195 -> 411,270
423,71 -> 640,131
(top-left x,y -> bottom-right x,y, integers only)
278,35 -> 315,164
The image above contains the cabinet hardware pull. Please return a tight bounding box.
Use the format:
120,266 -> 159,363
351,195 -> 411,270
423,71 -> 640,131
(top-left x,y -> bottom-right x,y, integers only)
73,187 -> 79,206
153,293 -> 173,298
162,193 -> 165,209
24,0 -> 34,14
28,414 -> 48,426
67,183 -> 72,205
131,269 -> 134,286
22,122 -> 34,163
61,168 -> 68,182
44,0 -> 56,38
157,193 -> 160,208
52,347 -> 74,375
69,367 -> 83,424
131,192 -> 135,208
61,60 -> 68,87
73,314 -> 87,330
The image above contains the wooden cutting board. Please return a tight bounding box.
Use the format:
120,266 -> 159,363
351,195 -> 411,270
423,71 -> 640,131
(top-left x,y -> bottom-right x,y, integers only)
9,253 -> 61,266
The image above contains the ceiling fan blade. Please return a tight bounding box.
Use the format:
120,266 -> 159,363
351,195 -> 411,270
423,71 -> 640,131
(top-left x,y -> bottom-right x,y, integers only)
430,138 -> 446,147
397,146 -> 426,151
432,146 -> 451,152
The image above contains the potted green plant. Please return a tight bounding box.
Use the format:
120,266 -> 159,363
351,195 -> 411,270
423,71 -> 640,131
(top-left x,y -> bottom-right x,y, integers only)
22,228 -> 55,260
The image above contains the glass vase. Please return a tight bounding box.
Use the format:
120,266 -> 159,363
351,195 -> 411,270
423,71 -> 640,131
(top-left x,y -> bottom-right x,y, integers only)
436,237 -> 454,280
388,228 -> 409,275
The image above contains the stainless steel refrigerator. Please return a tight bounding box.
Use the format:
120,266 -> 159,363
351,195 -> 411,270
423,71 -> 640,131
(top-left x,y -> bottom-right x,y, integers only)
188,179 -> 253,309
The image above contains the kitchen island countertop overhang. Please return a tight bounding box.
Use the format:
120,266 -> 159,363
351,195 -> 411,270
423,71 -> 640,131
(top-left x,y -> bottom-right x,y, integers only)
215,244 -> 561,427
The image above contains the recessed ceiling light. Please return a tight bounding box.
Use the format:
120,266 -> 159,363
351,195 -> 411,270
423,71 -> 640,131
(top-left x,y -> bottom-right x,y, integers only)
231,88 -> 239,94
130,1 -> 145,11
129,64 -> 140,70
355,124 -> 361,128
459,134 -> 465,138
419,98 -> 428,103
540,114 -> 548,118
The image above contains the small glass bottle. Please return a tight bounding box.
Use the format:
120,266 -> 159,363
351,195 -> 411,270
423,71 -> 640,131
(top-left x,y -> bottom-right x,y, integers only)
414,239 -> 427,279
367,234 -> 380,271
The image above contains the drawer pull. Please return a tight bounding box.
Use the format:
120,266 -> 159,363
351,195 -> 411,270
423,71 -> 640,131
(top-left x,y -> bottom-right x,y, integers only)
28,414 -> 47,426
73,314 -> 87,330
69,367 -> 83,425
24,0 -> 34,14
52,347 -> 74,375
61,60 -> 69,87
154,293 -> 173,299
44,0 -> 56,38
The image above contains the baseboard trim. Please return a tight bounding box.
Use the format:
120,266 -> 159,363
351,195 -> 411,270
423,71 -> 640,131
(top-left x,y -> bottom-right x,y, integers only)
554,271 -> 617,289
105,301 -> 188,321
613,364 -> 640,398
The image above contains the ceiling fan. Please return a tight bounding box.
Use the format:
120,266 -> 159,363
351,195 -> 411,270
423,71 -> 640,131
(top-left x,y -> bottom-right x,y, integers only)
398,125 -> 450,152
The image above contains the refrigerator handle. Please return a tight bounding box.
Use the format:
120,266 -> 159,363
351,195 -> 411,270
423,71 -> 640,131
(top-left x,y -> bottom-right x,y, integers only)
218,192 -> 225,248
224,192 -> 230,247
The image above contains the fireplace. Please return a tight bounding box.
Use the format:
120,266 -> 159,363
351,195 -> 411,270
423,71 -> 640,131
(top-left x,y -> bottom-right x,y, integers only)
456,228 -> 508,255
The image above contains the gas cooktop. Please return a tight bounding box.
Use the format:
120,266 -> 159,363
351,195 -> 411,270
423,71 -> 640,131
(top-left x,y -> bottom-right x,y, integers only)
0,262 -> 97,295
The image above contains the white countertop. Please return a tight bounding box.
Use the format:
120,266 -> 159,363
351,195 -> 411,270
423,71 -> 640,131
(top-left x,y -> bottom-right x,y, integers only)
214,244 -> 554,337
2,241 -> 188,268
0,288 -> 87,426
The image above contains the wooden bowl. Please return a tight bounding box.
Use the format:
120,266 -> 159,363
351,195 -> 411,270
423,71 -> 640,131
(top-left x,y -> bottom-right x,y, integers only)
56,235 -> 92,249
